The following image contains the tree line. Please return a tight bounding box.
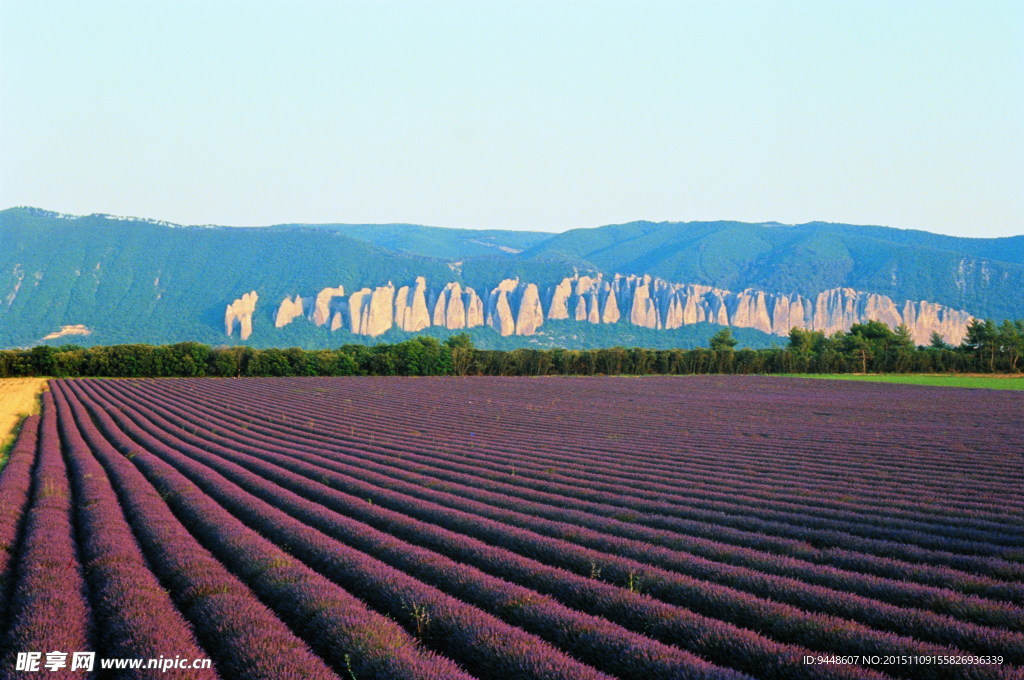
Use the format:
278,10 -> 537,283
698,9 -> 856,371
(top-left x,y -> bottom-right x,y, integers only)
1,319 -> 1021,379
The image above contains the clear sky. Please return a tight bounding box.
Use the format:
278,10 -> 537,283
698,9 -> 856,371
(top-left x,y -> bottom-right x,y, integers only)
1,0 -> 1021,237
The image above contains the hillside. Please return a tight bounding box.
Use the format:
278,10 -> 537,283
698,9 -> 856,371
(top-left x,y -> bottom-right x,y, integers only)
520,221 -> 1024,319
1,209 -> 453,347
2,207 -> 1020,349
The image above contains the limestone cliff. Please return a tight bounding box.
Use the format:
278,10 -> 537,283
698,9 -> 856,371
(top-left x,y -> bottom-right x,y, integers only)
274,295 -> 305,328
224,291 -> 258,340
515,283 -> 544,336
466,287 -> 485,328
444,283 -> 467,330
348,288 -> 372,334
395,277 -> 431,332
488,279 -> 519,336
225,275 -> 974,344
313,286 -> 345,326
538,274 -> 972,343
365,284 -> 396,337
548,278 -> 573,320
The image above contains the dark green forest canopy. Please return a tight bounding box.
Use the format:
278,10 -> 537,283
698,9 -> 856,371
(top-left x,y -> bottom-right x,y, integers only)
3,319 -> 1021,378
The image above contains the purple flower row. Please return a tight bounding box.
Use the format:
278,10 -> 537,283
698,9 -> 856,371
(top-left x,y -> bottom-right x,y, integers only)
59,381 -> 472,680
231,377 -> 1024,529
108,378 -> 1024,618
0,393 -> 92,678
92,386 -> 753,680
79,379 -> 1020,680
68,380 -> 610,680
217,391 -> 1018,568
80,379 -> 878,680
134,378 -> 1024,593
194,376 -> 1023,519
50,382 -> 340,680
49,384 -> 217,677
0,414 -> 39,629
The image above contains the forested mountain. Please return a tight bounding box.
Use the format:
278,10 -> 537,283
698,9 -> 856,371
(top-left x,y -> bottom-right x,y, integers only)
2,207 -> 1020,349
521,221 -> 1024,320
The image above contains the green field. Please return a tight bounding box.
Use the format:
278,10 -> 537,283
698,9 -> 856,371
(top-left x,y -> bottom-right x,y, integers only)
783,374 -> 1024,390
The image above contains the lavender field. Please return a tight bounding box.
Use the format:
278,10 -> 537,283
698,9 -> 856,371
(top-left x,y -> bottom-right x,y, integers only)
1,376 -> 1021,679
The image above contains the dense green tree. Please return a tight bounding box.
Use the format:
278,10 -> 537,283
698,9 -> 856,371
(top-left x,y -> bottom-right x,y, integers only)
249,348 -> 290,376
929,331 -> 950,350
28,346 -> 57,376
998,320 -> 1024,372
842,331 -> 872,374
963,319 -> 999,371
889,325 -> 916,372
3,318 -> 1022,379
709,327 -> 739,352
208,347 -> 246,377
596,347 -> 625,375
787,328 -> 829,372
445,333 -> 474,376
366,347 -> 397,376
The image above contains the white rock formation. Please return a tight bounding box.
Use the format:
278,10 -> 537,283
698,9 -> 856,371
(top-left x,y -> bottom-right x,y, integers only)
226,274 -> 974,344
364,284 -> 396,337
313,286 -> 345,326
275,295 -> 305,328
348,288 -> 372,334
488,278 -> 519,336
515,283 -> 544,336
395,276 -> 432,332
225,291 -> 258,340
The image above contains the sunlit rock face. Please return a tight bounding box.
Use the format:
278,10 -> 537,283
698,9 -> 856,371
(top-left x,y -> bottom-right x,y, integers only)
395,276 -> 431,332
225,291 -> 259,340
226,274 -> 973,344
274,295 -> 305,328
313,286 -> 345,326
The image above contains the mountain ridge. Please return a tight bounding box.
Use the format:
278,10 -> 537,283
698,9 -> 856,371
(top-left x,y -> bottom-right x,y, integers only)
2,207 -> 1020,349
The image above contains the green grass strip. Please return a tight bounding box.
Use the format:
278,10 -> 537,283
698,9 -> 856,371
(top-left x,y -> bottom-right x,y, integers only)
778,374 -> 1024,390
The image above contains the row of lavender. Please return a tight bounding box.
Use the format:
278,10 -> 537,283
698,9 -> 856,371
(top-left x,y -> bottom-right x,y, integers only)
151,376 -> 1024,548
0,381 -> 761,680
0,376 -> 1019,679
0,389 -> 472,679
57,378 -> 1024,678
83,378 -> 1023,677
128,377 -> 1024,595
66,378 -> 1024,675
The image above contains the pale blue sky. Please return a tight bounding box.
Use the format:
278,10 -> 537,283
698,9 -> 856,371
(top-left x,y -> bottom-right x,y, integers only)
1,1 -> 1021,236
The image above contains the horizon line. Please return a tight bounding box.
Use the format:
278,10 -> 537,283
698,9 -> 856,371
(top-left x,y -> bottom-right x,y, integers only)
5,205 -> 1022,240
